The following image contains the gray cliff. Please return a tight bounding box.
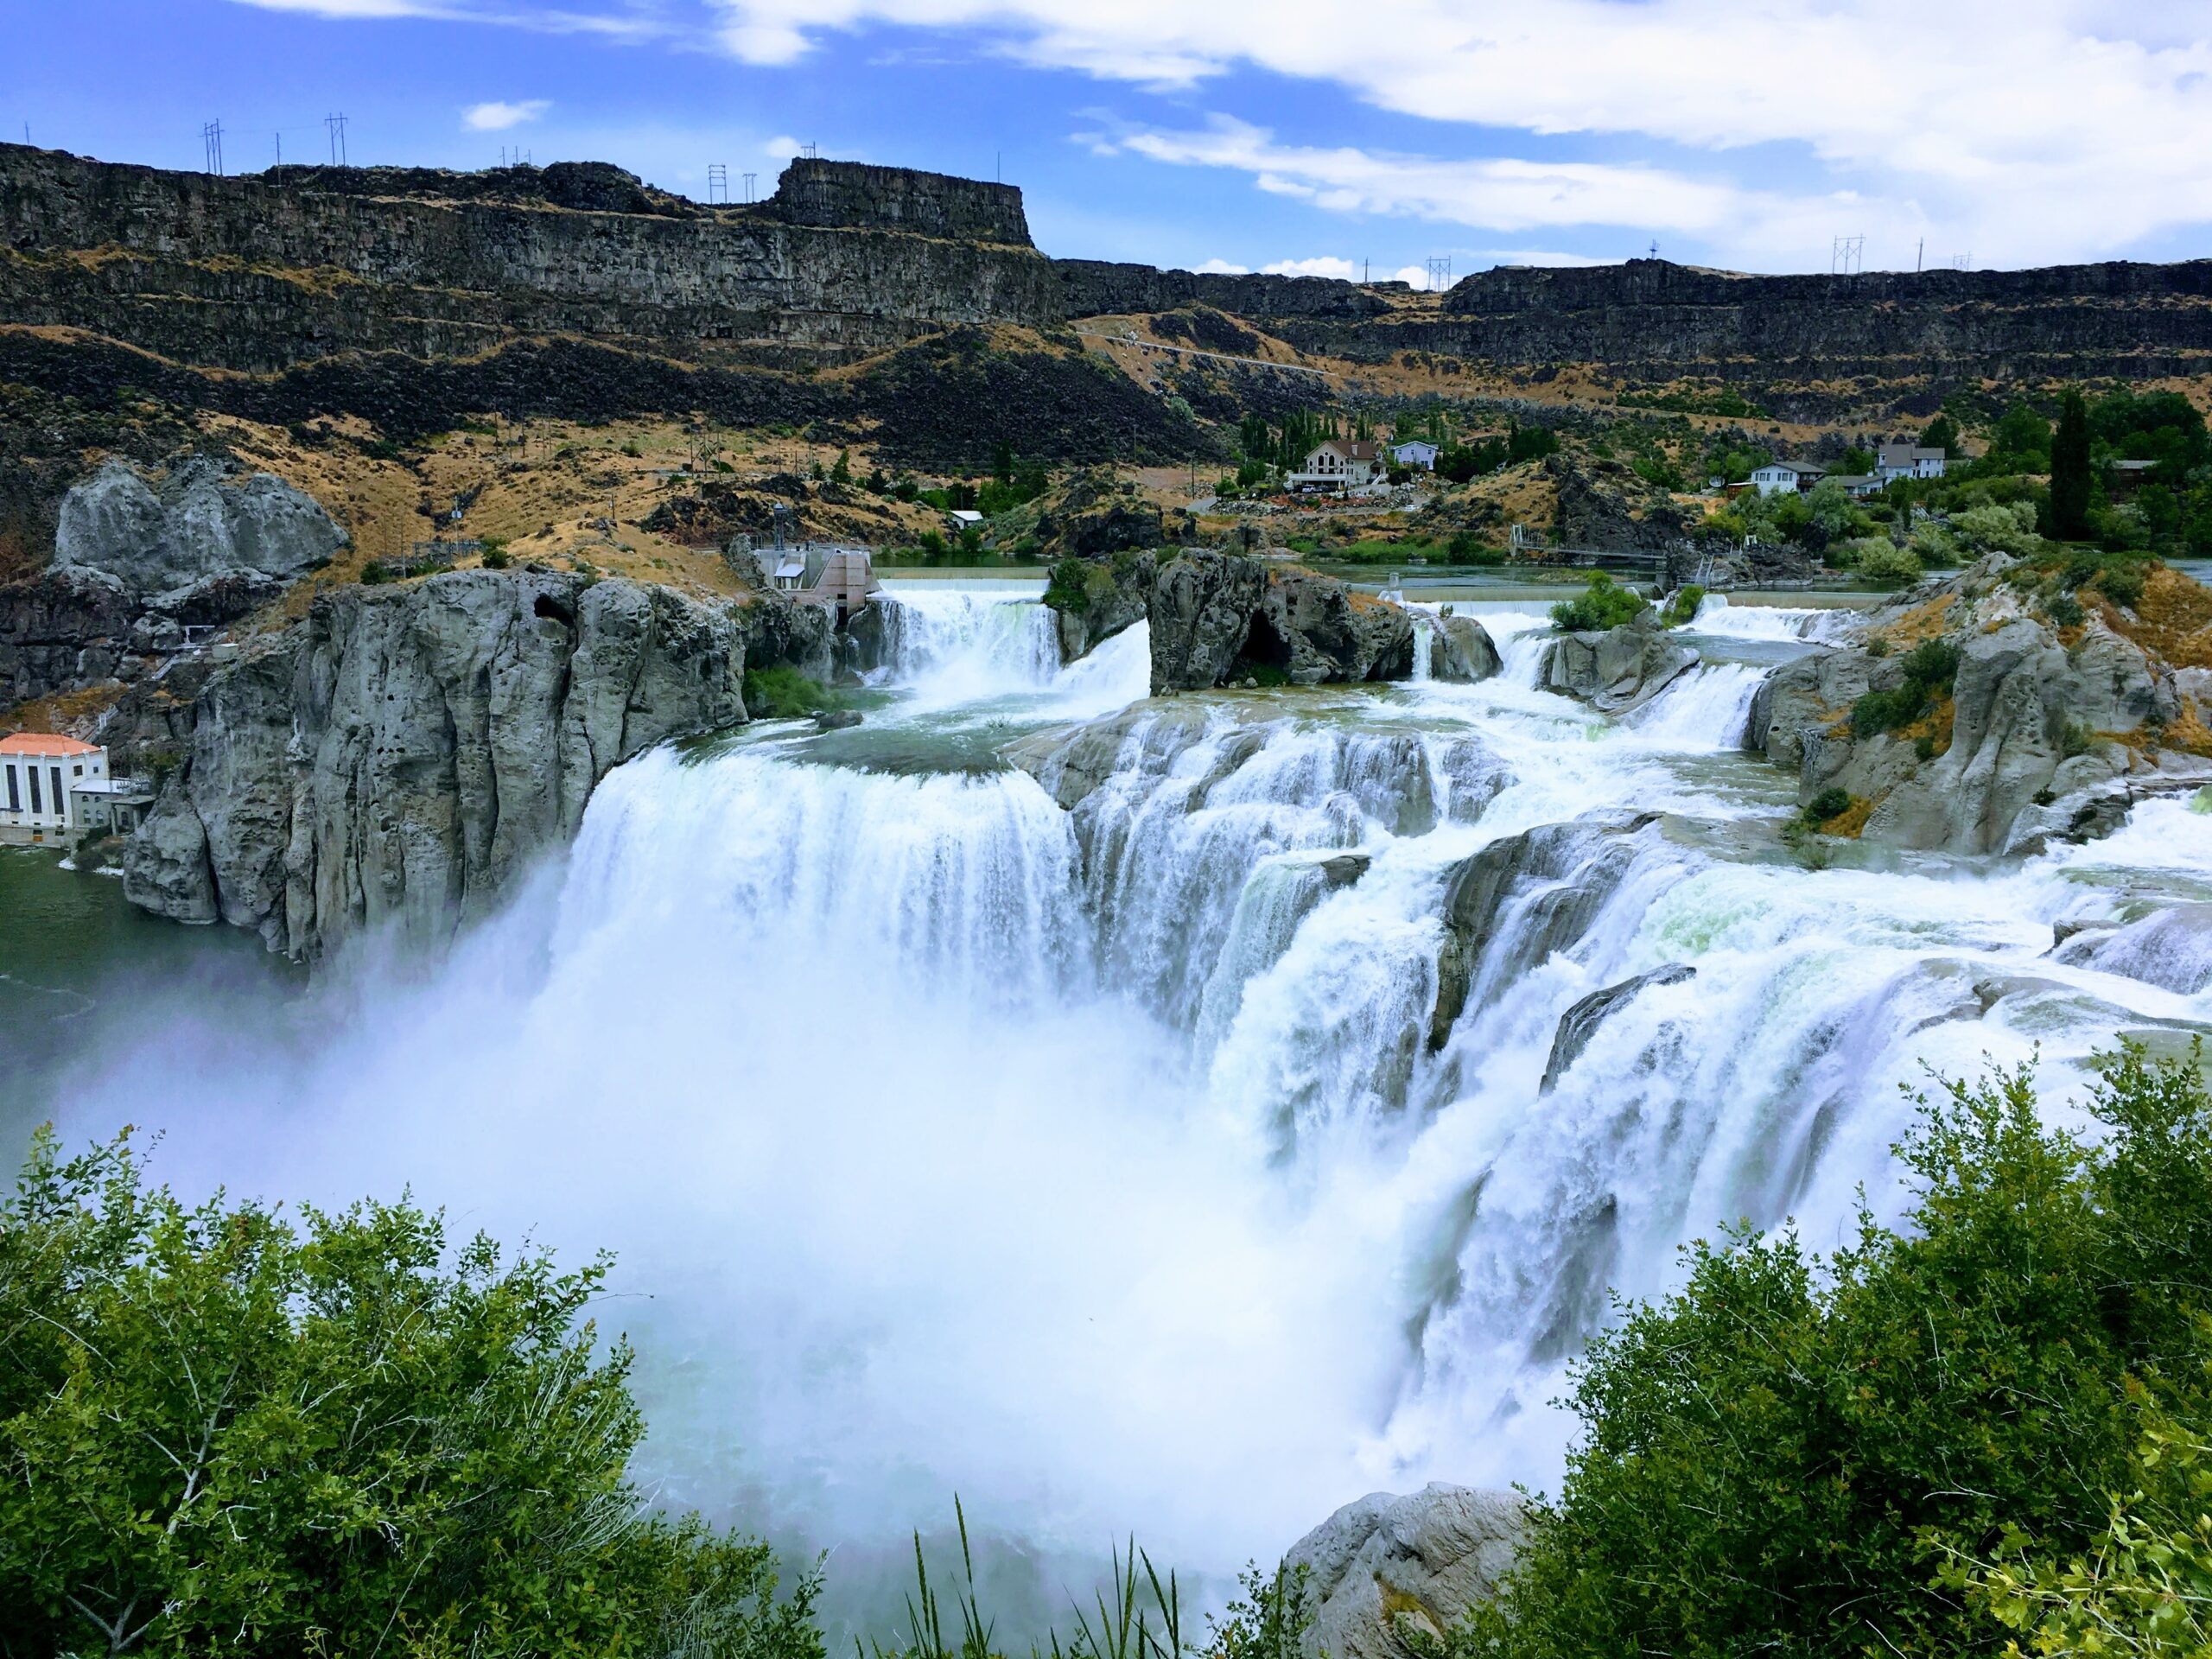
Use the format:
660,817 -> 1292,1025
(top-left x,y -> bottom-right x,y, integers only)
1146,552 -> 1416,694
55,454 -> 347,593
123,570 -> 822,961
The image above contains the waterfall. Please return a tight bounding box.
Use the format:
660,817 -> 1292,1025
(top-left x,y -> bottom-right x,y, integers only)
47,575 -> 2211,1583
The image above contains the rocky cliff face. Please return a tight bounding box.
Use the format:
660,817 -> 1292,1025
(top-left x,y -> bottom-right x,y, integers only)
1,454 -> 340,706
1754,556 -> 2212,855
1279,255 -> 2212,385
1146,553 -> 1415,693
0,144 -> 1060,373
121,570 -> 822,961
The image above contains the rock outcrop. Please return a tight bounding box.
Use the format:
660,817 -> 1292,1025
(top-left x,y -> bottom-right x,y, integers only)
54,454 -> 347,594
1147,553 -> 1416,694
1539,609 -> 1695,713
1757,556 -> 2212,855
1284,1484 -> 1526,1659
0,566 -> 137,706
1430,614 -> 1503,683
1045,550 -> 1155,664
1541,963 -> 1697,1093
121,570 -> 802,961
2052,903 -> 2212,996
1429,813 -> 1662,1052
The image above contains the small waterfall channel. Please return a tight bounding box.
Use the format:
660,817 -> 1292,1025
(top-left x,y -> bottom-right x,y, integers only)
58,585 -> 2212,1585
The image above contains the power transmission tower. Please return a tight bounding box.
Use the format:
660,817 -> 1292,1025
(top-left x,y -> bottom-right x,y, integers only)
1424,255 -> 1452,293
803,141 -> 818,160
742,171 -> 756,203
707,162 -> 728,204
1831,233 -> 1864,275
200,120 -> 226,176
325,112 -> 348,167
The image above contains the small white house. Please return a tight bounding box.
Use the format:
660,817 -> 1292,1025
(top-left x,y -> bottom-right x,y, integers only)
1389,440 -> 1440,472
1750,461 -> 1827,496
945,509 -> 985,534
1876,443 -> 1948,482
1289,440 -> 1386,490
2,734 -> 107,844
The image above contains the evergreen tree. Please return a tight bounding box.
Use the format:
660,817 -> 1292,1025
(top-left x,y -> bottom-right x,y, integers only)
2052,387 -> 2094,538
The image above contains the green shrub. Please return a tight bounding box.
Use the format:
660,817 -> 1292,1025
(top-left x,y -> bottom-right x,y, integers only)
1867,637 -> 1892,658
1429,1046 -> 2212,1659
1660,583 -> 1706,627
1550,573 -> 1648,632
1802,785 -> 1851,824
1851,639 -> 1961,736
359,559 -> 393,585
743,664 -> 839,719
1045,557 -> 1094,615
0,1132 -> 824,1659
1856,540 -> 1923,586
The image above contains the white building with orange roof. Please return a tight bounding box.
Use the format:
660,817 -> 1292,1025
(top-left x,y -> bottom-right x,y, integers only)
1,733 -> 112,844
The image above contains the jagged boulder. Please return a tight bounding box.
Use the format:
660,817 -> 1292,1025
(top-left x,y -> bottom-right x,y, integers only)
1429,813 -> 1661,1051
1149,550 -> 1268,692
1539,608 -> 1694,712
1045,550 -> 1155,663
123,571 -> 769,962
54,455 -> 347,594
1147,553 -> 1415,694
1760,557 -> 2211,855
1431,614 -> 1502,683
1284,1484 -> 1526,1659
1541,963 -> 1697,1093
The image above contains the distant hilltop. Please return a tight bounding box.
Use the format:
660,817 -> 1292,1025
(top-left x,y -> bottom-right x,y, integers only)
3,140 -> 2209,393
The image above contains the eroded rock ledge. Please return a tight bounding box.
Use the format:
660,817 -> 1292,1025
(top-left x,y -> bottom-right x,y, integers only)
123,569 -> 824,962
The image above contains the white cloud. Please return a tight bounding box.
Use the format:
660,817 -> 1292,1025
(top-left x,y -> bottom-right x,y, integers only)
1190,257 -> 1249,274
463,99 -> 550,130
1390,264 -> 1430,289
763,134 -> 805,159
689,0 -> 2212,266
220,0 -> 2212,266
1260,255 -> 1355,279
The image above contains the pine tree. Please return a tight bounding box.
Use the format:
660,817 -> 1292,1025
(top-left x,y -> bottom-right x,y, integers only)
2051,388 -> 2094,539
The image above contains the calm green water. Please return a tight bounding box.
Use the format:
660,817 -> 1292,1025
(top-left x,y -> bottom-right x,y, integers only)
0,849 -> 296,1169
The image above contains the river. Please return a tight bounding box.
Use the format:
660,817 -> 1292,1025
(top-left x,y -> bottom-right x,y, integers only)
5,578 -> 2209,1632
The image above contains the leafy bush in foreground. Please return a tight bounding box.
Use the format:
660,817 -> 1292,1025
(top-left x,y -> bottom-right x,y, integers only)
0,1133 -> 823,1659
1549,574 -> 1648,633
1427,1046 -> 2212,1659
745,664 -> 841,720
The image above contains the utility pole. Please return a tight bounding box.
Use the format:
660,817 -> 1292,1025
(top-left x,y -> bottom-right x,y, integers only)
1916,237 -> 1923,272
200,120 -> 226,176
708,162 -> 728,204
743,171 -> 757,203
325,112 -> 348,168
275,130 -> 282,168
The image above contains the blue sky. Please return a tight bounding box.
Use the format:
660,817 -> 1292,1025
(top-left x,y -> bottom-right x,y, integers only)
5,0 -> 2209,280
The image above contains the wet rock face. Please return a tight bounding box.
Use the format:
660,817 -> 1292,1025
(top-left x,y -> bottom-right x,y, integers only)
1541,963 -> 1698,1094
1146,553 -> 1416,694
1284,1484 -> 1526,1659
2052,903 -> 2212,996
54,455 -> 347,594
1431,614 -> 1503,683
1046,550 -> 1155,664
1149,550 -> 1268,692
1429,814 -> 1660,1052
122,571 -> 776,962
1538,609 -> 1695,713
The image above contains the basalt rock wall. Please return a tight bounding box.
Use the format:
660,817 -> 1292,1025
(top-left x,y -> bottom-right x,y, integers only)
0,144 -> 1060,372
1274,256 -> 2212,382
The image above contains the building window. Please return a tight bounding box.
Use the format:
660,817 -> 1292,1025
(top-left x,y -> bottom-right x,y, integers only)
73,764 -> 83,777
27,767 -> 41,814
4,766 -> 16,812
52,768 -> 64,819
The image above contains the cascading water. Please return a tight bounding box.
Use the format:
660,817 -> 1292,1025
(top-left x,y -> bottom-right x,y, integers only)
44,585 -> 2212,1614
